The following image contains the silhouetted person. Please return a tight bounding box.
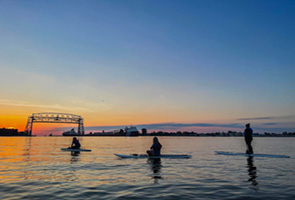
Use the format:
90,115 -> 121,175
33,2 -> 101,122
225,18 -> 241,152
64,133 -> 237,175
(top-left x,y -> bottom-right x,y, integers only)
71,137 -> 81,149
244,123 -> 253,154
147,137 -> 162,156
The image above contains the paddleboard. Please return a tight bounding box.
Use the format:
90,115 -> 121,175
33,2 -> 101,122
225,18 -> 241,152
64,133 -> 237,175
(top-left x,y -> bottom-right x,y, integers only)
114,153 -> 192,159
215,151 -> 290,158
61,148 -> 91,152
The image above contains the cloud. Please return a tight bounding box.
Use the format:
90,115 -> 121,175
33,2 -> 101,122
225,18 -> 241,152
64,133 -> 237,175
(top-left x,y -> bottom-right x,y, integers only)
0,99 -> 91,112
51,122 -> 243,132
238,117 -> 273,120
44,121 -> 295,135
237,115 -> 295,121
135,123 -> 242,130
263,123 -> 277,126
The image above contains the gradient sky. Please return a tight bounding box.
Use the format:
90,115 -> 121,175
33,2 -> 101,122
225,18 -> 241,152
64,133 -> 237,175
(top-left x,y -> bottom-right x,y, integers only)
0,0 -> 294,135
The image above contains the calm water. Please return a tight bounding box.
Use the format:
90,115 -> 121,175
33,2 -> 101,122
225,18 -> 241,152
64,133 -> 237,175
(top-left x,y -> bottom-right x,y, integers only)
0,136 -> 294,200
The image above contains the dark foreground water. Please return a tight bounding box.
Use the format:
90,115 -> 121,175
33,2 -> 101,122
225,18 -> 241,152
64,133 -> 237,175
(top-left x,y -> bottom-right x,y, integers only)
0,136 -> 294,200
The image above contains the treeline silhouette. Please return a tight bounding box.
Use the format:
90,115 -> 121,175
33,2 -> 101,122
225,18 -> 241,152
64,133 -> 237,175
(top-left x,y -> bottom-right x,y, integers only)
141,130 -> 295,137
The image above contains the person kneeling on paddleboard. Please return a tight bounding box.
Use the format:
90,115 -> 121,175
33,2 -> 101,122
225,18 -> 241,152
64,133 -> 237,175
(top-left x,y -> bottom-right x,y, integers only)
71,137 -> 81,149
147,137 -> 162,156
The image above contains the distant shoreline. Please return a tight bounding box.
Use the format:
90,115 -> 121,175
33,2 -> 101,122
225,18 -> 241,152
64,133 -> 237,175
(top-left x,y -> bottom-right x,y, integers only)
1,134 -> 294,137
1,128 -> 294,137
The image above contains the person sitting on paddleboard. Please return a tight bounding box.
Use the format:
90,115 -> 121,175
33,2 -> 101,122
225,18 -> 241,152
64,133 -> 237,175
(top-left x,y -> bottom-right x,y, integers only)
71,137 -> 81,149
244,123 -> 254,154
147,137 -> 162,156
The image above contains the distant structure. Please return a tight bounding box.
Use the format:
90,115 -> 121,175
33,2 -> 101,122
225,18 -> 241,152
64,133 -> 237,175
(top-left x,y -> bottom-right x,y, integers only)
0,127 -> 18,136
62,128 -> 80,136
25,112 -> 84,136
88,126 -> 139,137
125,126 -> 139,136
141,128 -> 147,135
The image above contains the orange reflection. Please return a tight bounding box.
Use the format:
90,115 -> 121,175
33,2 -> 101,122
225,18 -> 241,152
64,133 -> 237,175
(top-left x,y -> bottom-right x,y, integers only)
0,137 -> 120,185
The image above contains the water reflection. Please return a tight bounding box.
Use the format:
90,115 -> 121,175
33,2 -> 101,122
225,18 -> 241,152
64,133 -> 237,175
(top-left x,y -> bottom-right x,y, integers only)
247,156 -> 259,191
20,138 -> 32,181
148,158 -> 162,182
23,137 -> 32,162
70,152 -> 80,163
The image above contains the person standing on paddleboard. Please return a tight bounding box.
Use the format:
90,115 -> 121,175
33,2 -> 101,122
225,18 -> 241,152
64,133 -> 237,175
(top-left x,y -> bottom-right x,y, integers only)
244,123 -> 253,154
71,137 -> 81,149
147,137 -> 162,156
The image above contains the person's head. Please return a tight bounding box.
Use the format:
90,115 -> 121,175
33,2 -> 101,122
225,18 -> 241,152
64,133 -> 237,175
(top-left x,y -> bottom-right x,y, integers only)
153,137 -> 159,144
73,137 -> 77,141
246,123 -> 250,128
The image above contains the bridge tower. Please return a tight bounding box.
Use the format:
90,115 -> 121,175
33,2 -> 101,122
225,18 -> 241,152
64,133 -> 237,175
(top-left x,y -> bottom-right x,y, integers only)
25,112 -> 84,136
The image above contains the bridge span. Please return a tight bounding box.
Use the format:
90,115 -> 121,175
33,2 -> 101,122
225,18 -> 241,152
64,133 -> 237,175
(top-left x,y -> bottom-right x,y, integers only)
25,112 -> 84,135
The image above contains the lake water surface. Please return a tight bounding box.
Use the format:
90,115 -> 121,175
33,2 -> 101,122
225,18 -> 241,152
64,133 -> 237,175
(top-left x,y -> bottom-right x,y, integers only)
0,136 -> 294,199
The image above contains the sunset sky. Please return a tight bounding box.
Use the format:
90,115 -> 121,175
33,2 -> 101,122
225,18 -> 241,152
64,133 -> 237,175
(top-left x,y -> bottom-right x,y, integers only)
0,0 -> 294,135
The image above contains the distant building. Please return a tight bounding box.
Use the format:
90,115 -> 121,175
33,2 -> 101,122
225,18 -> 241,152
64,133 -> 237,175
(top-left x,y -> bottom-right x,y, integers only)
0,128 -> 18,136
142,128 -> 147,135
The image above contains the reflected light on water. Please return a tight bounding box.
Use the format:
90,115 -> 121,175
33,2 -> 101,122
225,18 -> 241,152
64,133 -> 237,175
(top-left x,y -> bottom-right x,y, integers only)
0,137 -> 294,199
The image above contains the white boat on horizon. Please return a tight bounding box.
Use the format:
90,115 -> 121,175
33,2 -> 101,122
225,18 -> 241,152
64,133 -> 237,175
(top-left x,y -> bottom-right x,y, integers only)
62,128 -> 80,136
125,126 -> 139,136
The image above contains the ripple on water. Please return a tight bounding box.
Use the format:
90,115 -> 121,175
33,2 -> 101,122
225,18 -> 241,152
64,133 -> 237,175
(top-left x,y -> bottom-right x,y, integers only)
0,137 -> 294,199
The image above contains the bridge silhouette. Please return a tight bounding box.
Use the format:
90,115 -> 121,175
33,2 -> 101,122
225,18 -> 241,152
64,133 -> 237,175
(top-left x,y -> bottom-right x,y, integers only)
25,112 -> 84,135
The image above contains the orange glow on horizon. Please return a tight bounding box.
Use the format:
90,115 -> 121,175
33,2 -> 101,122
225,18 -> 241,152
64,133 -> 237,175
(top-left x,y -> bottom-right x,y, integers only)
0,111 -> 236,136
6,127 -> 16,129
0,115 -> 27,131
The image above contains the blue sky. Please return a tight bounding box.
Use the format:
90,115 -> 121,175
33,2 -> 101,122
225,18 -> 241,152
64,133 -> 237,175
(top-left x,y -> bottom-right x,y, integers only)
0,0 -> 294,134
